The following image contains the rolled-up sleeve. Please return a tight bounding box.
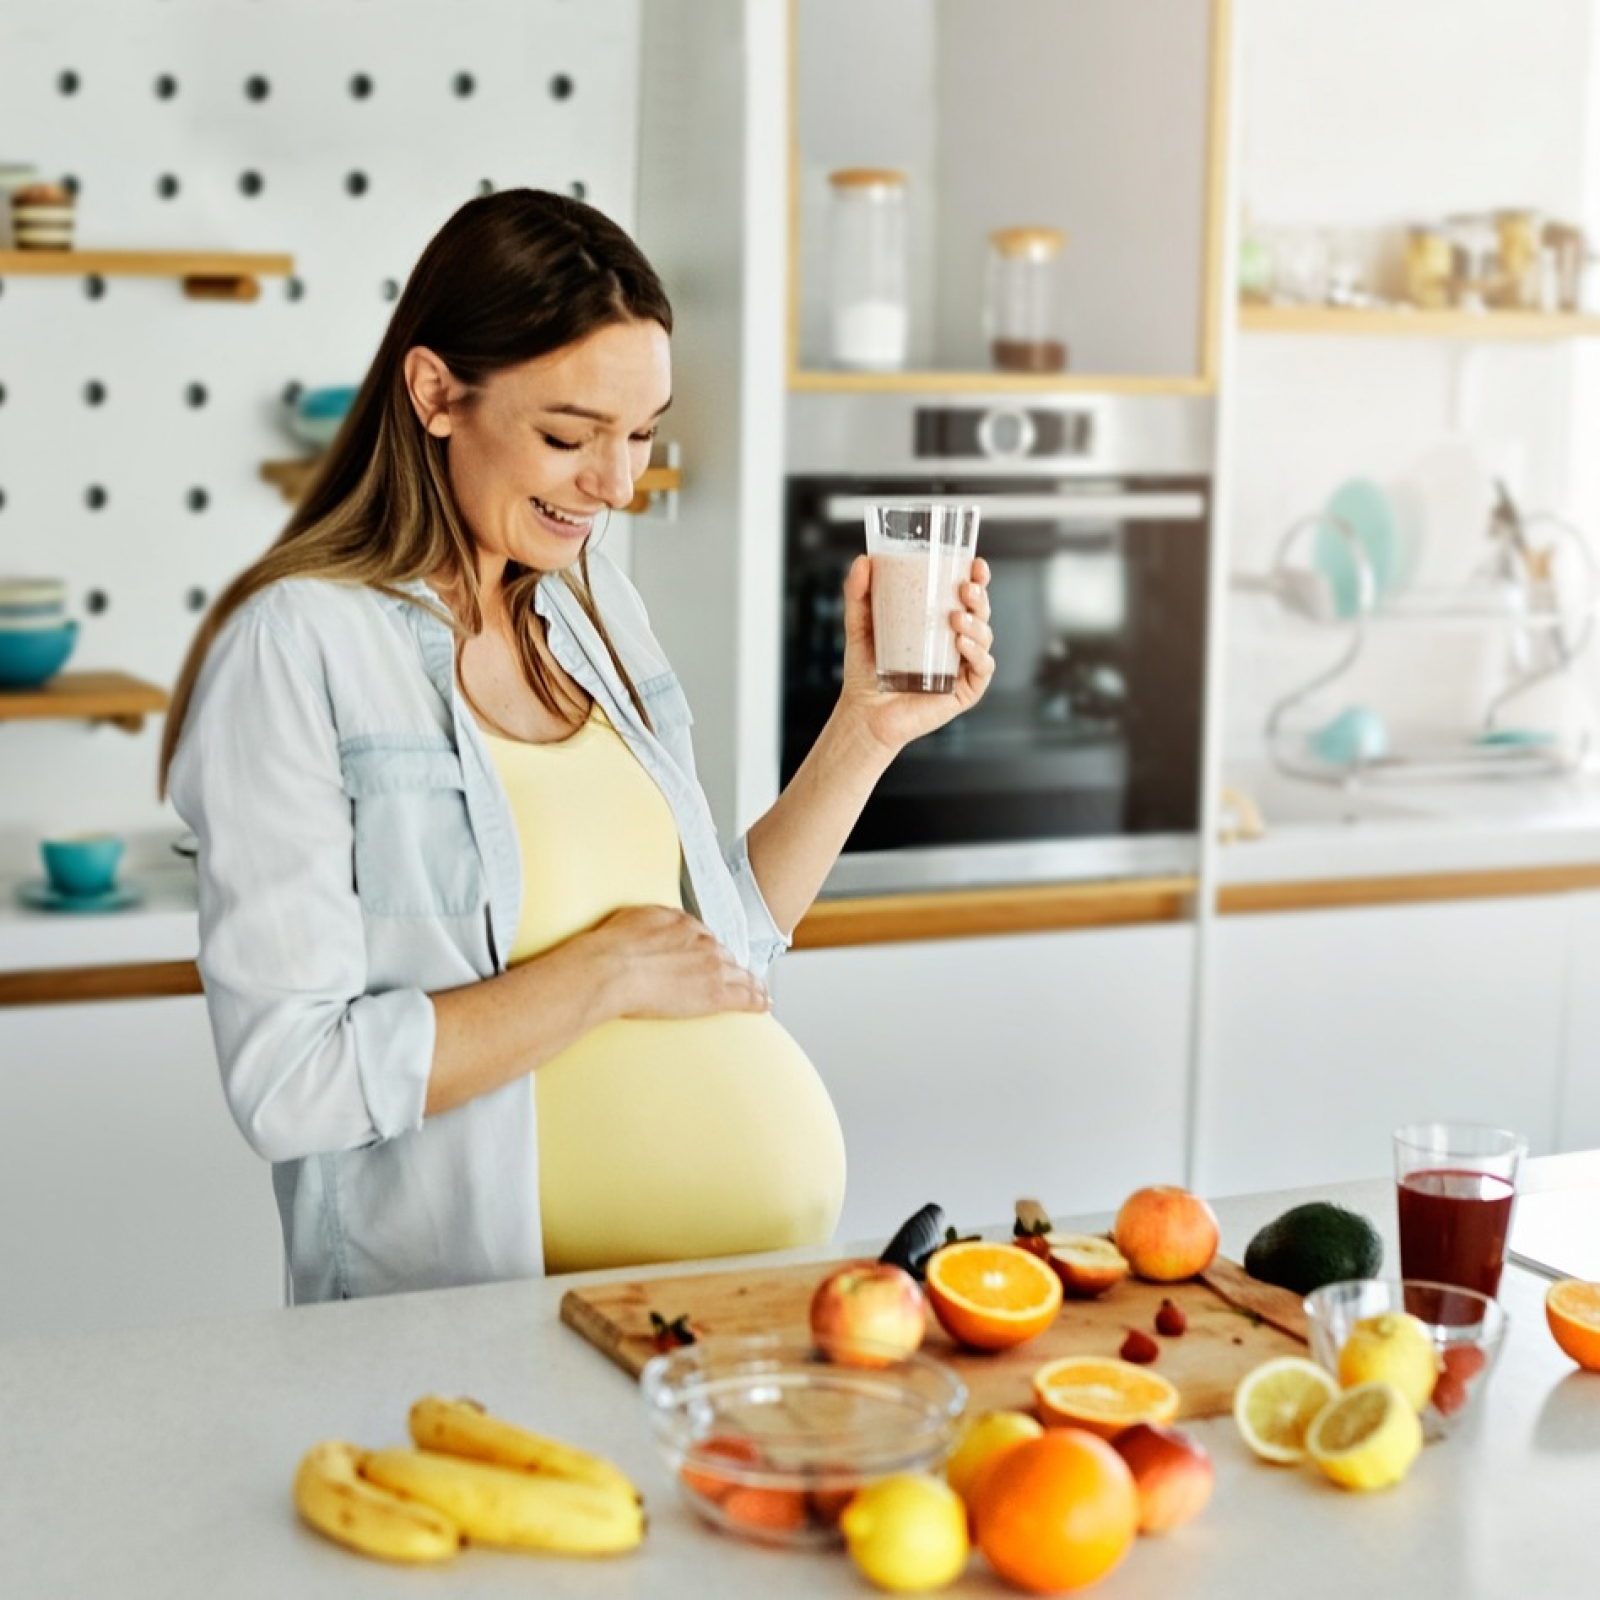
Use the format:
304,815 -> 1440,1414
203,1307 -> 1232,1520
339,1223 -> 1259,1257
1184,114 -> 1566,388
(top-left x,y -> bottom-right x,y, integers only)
726,831 -> 791,981
168,603 -> 435,1164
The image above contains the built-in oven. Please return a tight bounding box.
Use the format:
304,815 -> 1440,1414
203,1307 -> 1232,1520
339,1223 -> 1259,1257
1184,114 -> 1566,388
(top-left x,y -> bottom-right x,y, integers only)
782,391 -> 1214,895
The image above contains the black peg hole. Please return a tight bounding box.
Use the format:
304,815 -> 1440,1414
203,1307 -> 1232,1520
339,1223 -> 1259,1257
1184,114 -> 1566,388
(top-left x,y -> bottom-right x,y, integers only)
285,277 -> 305,301
157,173 -> 180,200
568,181 -> 587,200
83,381 -> 106,406
349,73 -> 373,98
84,274 -> 105,300
57,70 -> 80,95
185,383 -> 208,408
62,175 -> 79,197
239,170 -> 264,197
85,589 -> 109,615
186,487 -> 209,512
154,73 -> 178,99
549,74 -> 574,101
380,278 -> 399,301
452,72 -> 476,97
85,486 -> 108,510
282,381 -> 303,406
186,587 -> 207,612
244,75 -> 270,101
345,171 -> 368,197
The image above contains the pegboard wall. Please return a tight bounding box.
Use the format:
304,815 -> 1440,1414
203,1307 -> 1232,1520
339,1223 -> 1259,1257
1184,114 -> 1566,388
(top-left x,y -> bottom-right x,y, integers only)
0,0 -> 643,871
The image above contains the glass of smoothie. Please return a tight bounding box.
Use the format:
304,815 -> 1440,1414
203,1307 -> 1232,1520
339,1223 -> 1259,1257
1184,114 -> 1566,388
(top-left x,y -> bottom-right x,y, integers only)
863,503 -> 981,693
1393,1121 -> 1526,1298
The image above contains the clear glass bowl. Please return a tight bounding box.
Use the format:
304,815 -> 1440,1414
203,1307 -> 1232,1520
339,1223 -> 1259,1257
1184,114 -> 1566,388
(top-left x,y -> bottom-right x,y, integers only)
639,1334 -> 967,1547
1303,1278 -> 1509,1440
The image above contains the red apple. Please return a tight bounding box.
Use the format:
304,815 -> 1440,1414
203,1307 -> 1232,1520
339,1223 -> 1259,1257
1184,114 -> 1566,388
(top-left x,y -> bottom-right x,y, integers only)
1110,1423 -> 1214,1535
808,1260 -> 926,1367
1042,1232 -> 1131,1298
1113,1185 -> 1220,1282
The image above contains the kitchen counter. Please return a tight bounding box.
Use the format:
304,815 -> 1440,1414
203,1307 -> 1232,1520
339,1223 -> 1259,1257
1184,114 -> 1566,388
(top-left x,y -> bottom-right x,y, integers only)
2,1155 -> 1597,1599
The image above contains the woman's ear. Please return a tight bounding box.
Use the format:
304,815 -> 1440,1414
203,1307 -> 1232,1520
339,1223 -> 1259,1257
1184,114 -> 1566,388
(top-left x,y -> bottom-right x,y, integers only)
403,347 -> 457,438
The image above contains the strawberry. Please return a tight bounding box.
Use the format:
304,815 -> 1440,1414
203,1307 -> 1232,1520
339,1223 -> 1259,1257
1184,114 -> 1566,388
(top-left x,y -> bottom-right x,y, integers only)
650,1311 -> 697,1352
1155,1298 -> 1188,1337
1121,1328 -> 1160,1364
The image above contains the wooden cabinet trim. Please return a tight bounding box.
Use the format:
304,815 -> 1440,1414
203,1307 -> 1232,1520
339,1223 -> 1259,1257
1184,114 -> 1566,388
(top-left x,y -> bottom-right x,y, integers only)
0,960 -> 202,1008
1218,863 -> 1600,916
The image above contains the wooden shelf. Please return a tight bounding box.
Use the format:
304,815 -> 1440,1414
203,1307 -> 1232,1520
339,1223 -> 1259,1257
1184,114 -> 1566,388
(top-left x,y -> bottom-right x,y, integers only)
1238,304 -> 1600,340
787,369 -> 1212,396
261,458 -> 683,515
0,671 -> 169,733
0,248 -> 293,301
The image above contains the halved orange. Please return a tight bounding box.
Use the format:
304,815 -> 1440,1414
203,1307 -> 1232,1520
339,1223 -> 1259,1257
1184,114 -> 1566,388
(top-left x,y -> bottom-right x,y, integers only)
925,1240 -> 1063,1351
1546,1278 -> 1600,1370
1031,1355 -> 1181,1438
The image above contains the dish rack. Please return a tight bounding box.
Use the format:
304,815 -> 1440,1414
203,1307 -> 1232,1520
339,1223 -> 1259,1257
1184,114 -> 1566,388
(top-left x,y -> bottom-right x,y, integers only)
1230,490 -> 1598,790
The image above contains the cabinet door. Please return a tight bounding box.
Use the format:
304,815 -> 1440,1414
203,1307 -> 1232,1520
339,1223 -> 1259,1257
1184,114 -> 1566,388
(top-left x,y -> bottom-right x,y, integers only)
1202,896 -> 1568,1198
1559,890 -> 1600,1151
770,924 -> 1195,1245
0,996 -> 282,1340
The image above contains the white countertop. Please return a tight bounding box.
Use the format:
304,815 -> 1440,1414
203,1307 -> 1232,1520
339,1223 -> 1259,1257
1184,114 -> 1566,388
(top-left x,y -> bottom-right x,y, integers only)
1,1156 -> 1596,1599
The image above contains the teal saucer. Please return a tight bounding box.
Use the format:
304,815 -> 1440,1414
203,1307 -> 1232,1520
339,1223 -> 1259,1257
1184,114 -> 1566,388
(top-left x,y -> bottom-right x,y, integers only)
16,880 -> 144,914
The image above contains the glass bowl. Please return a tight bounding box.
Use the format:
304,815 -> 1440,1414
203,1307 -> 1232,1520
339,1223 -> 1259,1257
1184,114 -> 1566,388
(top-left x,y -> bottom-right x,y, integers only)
639,1334 -> 968,1547
1303,1278 -> 1509,1440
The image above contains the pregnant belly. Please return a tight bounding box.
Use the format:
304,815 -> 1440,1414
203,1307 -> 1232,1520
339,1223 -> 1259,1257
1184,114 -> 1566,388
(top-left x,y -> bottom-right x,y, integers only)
534,1012 -> 847,1275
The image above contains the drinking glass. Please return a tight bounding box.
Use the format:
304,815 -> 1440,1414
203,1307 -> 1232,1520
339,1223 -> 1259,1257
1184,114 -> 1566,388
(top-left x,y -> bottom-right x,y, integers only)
1393,1121 -> 1526,1298
863,504 -> 982,693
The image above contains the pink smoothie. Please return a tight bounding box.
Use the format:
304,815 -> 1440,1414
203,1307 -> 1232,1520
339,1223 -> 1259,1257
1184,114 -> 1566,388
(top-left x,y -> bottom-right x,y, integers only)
870,546 -> 973,692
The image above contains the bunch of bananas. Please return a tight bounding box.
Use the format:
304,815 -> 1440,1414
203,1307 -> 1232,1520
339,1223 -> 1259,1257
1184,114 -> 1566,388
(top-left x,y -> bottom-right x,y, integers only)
293,1394 -> 645,1566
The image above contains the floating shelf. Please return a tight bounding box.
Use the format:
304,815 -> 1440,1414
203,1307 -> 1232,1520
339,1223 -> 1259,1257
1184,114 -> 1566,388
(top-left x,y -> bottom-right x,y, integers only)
261,457 -> 684,516
788,369 -> 1211,396
0,671 -> 169,733
1238,304 -> 1600,340
0,248 -> 294,301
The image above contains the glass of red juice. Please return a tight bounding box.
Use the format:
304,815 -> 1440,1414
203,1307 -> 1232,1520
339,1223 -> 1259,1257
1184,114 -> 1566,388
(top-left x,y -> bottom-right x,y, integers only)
1393,1121 -> 1526,1299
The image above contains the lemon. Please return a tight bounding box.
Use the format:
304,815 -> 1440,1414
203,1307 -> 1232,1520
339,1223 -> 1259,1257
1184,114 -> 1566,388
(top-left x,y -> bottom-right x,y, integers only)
944,1410 -> 1044,1506
1306,1381 -> 1424,1491
1337,1312 -> 1440,1412
840,1473 -> 970,1593
1232,1356 -> 1340,1464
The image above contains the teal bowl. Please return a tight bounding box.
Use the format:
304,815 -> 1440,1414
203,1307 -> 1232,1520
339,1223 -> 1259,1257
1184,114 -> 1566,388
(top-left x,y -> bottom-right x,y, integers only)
0,620 -> 76,688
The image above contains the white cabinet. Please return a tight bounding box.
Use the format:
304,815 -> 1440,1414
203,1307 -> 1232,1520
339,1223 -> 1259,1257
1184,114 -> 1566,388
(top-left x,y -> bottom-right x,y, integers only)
1199,895 -> 1570,1198
1559,889 -> 1600,1150
0,996 -> 282,1341
770,924 -> 1195,1245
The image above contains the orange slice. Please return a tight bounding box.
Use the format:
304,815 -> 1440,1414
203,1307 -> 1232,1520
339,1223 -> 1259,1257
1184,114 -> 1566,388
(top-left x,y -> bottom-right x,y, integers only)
1031,1355 -> 1181,1438
1546,1278 -> 1600,1370
925,1240 -> 1063,1351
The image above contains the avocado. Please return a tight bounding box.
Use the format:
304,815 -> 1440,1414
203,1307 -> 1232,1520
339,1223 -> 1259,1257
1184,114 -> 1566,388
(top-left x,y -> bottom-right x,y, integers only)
1244,1201 -> 1384,1295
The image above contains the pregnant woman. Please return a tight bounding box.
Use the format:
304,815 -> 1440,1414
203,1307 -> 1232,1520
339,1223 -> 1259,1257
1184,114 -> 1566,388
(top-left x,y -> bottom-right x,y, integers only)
158,189 -> 993,1301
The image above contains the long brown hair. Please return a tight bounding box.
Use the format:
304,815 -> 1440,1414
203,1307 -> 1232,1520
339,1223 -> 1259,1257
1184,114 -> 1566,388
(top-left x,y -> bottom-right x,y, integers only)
158,187 -> 673,792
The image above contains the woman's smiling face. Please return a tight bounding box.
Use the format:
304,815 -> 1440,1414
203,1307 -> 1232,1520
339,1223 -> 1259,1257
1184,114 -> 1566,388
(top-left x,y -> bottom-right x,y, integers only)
422,317 -> 671,580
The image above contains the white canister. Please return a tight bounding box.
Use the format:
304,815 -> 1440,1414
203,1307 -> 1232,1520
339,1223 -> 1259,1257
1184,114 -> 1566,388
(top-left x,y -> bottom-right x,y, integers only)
826,168 -> 909,371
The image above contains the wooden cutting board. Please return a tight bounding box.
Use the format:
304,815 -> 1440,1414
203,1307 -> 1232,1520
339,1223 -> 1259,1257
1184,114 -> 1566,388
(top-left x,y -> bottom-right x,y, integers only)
560,1253 -> 1309,1423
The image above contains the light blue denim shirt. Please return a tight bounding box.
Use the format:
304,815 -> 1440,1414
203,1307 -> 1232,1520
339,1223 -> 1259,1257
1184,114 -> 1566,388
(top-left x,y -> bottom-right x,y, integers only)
168,554 -> 788,1304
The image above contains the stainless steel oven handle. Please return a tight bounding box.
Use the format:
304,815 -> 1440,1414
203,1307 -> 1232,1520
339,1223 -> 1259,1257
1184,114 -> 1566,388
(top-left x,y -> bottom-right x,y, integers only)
822,492 -> 1206,524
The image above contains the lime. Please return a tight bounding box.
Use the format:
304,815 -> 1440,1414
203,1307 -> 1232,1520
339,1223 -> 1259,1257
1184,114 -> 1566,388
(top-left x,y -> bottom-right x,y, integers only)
1232,1356 -> 1340,1464
1337,1312 -> 1439,1412
1306,1381 -> 1423,1491
840,1473 -> 970,1593
1243,1201 -> 1383,1295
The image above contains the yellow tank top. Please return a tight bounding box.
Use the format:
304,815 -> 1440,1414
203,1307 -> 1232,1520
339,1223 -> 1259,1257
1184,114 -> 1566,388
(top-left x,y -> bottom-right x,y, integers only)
483,705 -> 845,1275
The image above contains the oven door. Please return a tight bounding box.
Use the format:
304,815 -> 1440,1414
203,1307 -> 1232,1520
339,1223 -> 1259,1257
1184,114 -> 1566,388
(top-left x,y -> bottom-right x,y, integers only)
781,477 -> 1210,894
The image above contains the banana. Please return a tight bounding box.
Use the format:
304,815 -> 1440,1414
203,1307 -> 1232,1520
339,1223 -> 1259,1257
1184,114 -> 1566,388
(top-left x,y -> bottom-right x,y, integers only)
409,1394 -> 641,1503
292,1440 -> 461,1565
362,1447 -> 645,1554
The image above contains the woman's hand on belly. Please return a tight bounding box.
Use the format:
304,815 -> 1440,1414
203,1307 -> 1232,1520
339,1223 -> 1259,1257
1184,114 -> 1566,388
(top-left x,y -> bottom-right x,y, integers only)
581,905 -> 770,1021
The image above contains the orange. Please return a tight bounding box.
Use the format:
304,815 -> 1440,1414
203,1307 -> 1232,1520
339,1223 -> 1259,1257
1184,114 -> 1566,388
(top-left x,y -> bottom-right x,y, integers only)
720,1484 -> 808,1533
1546,1278 -> 1600,1370
970,1429 -> 1138,1593
925,1240 -> 1063,1351
679,1434 -> 764,1504
1031,1355 -> 1181,1438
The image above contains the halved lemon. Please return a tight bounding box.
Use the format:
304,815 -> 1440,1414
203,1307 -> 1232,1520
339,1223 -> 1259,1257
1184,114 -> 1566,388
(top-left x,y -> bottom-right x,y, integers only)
1546,1279 -> 1600,1371
925,1240 -> 1063,1351
1231,1356 -> 1339,1464
1305,1381 -> 1423,1491
1030,1355 -> 1180,1438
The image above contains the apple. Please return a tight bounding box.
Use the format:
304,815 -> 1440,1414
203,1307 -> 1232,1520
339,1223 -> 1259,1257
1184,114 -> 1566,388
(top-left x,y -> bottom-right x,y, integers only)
809,1260 -> 926,1367
1110,1422 -> 1214,1535
1113,1185 -> 1220,1282
1041,1232 -> 1130,1298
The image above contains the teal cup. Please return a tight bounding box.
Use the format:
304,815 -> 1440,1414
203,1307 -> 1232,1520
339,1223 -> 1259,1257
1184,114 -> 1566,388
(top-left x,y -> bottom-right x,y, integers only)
40,833 -> 125,897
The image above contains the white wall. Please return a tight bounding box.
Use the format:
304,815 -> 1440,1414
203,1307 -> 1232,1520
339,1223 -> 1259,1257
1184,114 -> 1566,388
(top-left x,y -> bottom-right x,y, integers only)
0,0 -> 643,876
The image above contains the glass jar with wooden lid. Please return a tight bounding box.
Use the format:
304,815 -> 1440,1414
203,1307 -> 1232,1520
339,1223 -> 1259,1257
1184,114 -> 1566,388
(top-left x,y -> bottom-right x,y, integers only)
986,226 -> 1068,373
826,167 -> 909,370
